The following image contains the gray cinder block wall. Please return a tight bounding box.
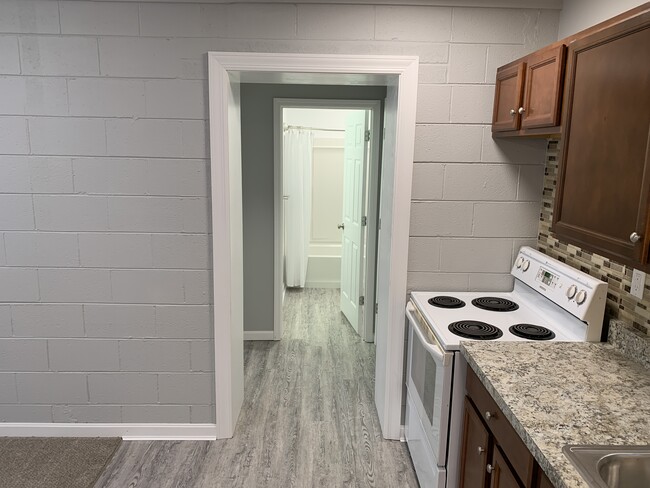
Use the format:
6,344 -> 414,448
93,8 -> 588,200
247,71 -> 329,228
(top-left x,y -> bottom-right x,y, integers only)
0,0 -> 559,423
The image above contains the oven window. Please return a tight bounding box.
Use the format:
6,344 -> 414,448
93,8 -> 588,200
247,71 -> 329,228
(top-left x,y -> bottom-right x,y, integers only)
410,332 -> 437,425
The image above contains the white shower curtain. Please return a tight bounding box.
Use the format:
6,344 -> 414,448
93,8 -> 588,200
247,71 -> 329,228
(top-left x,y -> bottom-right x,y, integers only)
283,128 -> 313,288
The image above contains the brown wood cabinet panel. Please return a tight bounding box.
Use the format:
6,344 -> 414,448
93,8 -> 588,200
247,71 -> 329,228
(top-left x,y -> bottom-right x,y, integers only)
467,368 -> 534,485
520,45 -> 566,130
463,367 -> 556,488
553,11 -> 650,269
460,397 -> 491,488
490,446 -> 525,488
492,62 -> 526,132
536,468 -> 554,488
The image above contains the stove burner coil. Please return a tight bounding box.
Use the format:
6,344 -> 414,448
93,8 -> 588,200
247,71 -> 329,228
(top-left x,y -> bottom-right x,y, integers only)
448,321 -> 503,340
471,297 -> 519,312
428,296 -> 466,309
509,324 -> 556,341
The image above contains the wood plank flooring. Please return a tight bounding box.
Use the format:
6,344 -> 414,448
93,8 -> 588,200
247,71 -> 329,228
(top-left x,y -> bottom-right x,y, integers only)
95,288 -> 418,487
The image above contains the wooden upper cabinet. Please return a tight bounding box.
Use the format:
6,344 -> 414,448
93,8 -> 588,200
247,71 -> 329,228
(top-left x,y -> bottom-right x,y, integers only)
491,45 -> 565,136
553,10 -> 650,269
520,45 -> 566,130
492,62 -> 526,132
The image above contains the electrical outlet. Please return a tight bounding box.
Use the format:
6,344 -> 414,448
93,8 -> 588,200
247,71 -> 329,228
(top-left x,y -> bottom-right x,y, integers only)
631,269 -> 646,299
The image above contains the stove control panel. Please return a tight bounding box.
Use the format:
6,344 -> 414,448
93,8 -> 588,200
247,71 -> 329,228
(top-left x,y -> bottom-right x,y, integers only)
536,267 -> 559,288
512,247 -> 607,341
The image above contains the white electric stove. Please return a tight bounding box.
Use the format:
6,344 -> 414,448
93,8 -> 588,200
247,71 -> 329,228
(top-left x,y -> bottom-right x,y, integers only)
404,246 -> 608,488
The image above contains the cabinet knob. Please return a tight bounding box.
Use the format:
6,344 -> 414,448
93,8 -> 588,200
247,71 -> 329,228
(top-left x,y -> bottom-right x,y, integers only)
509,109 -> 516,116
485,411 -> 494,420
518,107 -> 525,114
630,232 -> 642,243
487,464 -> 494,474
338,223 -> 345,230
478,446 -> 485,455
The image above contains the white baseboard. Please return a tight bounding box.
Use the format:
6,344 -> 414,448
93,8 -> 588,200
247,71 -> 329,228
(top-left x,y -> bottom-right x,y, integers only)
243,330 -> 275,340
0,423 -> 218,440
305,281 -> 340,289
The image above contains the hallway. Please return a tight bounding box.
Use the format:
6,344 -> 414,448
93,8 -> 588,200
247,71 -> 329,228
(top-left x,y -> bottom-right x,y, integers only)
96,289 -> 418,487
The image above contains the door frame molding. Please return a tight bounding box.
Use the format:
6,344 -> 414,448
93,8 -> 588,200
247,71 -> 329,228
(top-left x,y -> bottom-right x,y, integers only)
208,52 -> 418,440
273,99 -> 381,343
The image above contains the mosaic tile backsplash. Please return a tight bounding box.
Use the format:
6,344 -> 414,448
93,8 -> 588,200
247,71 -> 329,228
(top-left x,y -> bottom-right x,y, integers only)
538,140 -> 650,336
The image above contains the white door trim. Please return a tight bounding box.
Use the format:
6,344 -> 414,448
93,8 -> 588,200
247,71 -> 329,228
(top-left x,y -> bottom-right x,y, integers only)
208,52 -> 418,440
272,99 -> 381,343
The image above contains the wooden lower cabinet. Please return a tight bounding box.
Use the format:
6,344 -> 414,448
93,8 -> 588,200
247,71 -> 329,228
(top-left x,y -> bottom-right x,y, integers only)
459,398 -> 490,488
491,446 -> 523,488
536,469 -> 554,488
461,368 -> 555,488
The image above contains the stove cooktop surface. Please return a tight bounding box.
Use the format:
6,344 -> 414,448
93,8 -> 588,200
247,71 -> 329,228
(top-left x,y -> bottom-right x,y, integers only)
410,290 -> 584,350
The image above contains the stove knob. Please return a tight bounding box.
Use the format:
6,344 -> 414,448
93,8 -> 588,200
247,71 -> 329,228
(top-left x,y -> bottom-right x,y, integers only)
576,290 -> 587,305
522,260 -> 530,272
515,257 -> 524,269
566,285 -> 577,299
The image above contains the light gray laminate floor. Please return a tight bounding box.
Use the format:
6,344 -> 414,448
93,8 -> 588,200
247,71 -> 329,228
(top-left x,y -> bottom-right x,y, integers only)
95,288 -> 418,487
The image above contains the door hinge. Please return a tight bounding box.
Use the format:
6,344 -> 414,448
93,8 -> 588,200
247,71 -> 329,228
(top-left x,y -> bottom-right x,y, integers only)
361,216 -> 367,226
359,296 -> 365,306
375,303 -> 378,315
364,130 -> 370,142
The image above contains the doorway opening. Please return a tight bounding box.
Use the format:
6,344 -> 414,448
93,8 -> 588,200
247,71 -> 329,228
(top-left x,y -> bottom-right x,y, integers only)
276,102 -> 381,343
208,53 -> 419,440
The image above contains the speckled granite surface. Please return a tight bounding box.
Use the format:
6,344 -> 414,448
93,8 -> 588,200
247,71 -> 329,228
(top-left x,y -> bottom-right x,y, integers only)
461,341 -> 650,488
608,318 -> 650,370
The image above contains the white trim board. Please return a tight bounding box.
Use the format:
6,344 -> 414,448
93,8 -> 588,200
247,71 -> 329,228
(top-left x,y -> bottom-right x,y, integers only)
0,423 -> 218,441
208,52 -> 418,441
243,331 -> 275,340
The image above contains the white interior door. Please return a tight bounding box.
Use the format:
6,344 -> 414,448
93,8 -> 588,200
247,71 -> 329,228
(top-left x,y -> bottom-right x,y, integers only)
340,111 -> 369,334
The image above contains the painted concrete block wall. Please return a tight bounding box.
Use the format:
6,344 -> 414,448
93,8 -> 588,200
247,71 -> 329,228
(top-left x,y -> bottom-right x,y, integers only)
0,0 -> 215,424
0,0 -> 560,422
557,0 -> 646,38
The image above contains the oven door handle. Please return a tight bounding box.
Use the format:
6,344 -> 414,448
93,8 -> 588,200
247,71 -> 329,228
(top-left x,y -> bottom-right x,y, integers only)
406,303 -> 449,365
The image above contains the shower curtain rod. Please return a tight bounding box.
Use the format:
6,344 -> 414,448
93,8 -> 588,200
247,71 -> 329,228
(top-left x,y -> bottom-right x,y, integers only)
283,124 -> 345,132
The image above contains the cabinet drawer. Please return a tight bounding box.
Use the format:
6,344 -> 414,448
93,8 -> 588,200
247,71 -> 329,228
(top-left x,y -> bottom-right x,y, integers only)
467,368 -> 534,485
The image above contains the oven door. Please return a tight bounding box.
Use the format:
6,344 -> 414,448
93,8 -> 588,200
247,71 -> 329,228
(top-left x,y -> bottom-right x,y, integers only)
405,302 -> 453,469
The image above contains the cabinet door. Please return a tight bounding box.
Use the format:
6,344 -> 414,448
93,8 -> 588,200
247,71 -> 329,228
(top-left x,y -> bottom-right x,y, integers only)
520,45 -> 566,129
536,468 -> 554,488
553,12 -> 650,268
460,398 -> 490,488
489,446 -> 524,488
492,63 -> 526,132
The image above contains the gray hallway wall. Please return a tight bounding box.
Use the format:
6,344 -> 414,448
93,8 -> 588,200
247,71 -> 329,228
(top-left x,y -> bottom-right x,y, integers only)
240,84 -> 387,333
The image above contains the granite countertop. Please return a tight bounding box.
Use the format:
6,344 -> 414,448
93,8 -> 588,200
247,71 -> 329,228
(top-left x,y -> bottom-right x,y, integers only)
460,341 -> 650,488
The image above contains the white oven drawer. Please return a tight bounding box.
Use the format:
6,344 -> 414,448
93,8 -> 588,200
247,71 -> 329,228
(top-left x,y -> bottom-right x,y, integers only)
405,391 -> 446,488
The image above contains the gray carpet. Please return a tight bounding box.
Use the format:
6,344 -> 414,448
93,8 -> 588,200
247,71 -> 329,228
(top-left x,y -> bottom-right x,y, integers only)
0,437 -> 121,488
